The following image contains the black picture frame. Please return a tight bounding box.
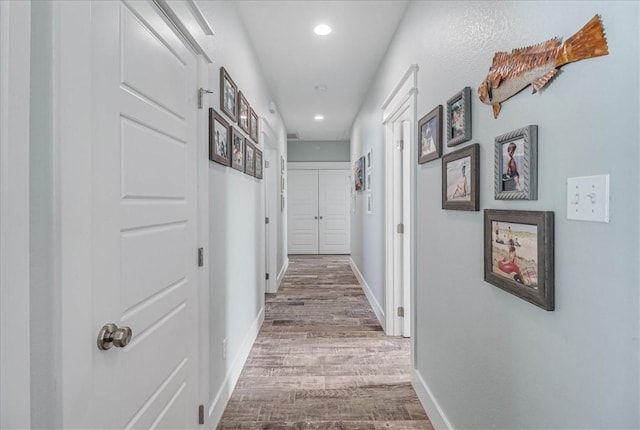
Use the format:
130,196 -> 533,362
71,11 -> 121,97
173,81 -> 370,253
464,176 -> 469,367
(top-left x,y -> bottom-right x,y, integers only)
237,91 -> 250,134
209,108 -> 230,166
244,139 -> 256,176
220,67 -> 237,121
230,127 -> 245,172
418,105 -> 442,163
446,87 -> 472,147
441,143 -> 479,211
249,108 -> 259,143
254,148 -> 263,179
484,209 -> 554,311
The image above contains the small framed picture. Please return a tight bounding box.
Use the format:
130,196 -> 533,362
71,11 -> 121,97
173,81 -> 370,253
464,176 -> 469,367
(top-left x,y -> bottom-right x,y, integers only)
366,149 -> 372,170
249,108 -> 259,143
237,91 -> 250,134
446,87 -> 472,147
484,209 -> 554,311
353,157 -> 364,192
366,171 -> 371,191
230,127 -> 245,172
209,109 -> 230,166
220,67 -> 237,121
281,156 -> 285,173
281,175 -> 285,191
418,105 -> 442,163
366,193 -> 373,214
441,143 -> 479,211
254,148 -> 263,179
244,139 -> 256,176
495,125 -> 538,200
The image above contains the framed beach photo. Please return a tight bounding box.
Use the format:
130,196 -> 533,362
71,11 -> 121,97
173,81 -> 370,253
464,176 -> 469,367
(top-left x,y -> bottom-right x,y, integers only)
237,91 -> 250,134
418,105 -> 442,163
230,127 -> 245,172
244,140 -> 256,176
495,125 -> 538,200
484,209 -> 554,311
209,109 -> 230,166
254,148 -> 263,179
446,87 -> 472,147
441,143 -> 479,211
353,157 -> 364,192
220,67 -> 237,121
249,108 -> 259,143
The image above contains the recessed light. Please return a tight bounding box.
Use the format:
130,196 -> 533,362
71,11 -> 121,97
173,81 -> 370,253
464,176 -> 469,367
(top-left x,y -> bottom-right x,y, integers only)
313,24 -> 332,36
314,115 -> 325,121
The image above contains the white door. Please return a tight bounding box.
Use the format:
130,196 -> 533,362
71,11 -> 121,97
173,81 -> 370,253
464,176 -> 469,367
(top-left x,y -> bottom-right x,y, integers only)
288,170 -> 319,254
89,1 -> 198,427
319,170 -> 350,254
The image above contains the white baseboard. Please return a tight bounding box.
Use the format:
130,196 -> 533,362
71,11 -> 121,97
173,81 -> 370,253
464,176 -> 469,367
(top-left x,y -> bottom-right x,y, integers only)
276,257 -> 289,291
412,369 -> 453,430
208,307 -> 265,426
349,257 -> 385,330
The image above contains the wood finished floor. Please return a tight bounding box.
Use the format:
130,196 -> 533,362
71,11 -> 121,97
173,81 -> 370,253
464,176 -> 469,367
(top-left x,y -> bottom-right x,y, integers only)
217,255 -> 432,430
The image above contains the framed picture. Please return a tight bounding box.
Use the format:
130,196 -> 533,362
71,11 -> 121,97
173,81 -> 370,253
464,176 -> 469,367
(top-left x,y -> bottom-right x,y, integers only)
281,175 -> 285,191
446,87 -> 472,147
366,149 -> 372,170
237,91 -> 250,134
244,140 -> 256,176
281,194 -> 285,211
353,157 -> 364,192
220,67 -> 237,121
281,156 -> 285,173
230,127 -> 245,172
441,143 -> 479,211
484,209 -> 554,311
366,171 -> 371,191
418,105 -> 442,163
254,148 -> 263,179
209,109 -> 230,166
366,193 -> 373,214
249,108 -> 259,143
495,125 -> 538,200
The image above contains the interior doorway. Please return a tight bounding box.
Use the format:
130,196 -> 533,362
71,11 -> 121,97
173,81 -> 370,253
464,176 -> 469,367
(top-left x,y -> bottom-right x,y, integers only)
382,65 -> 418,339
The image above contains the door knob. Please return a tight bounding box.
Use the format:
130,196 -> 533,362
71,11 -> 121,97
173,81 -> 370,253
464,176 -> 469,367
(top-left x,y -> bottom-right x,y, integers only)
314,216 -> 318,219
319,216 -> 323,219
97,323 -> 133,350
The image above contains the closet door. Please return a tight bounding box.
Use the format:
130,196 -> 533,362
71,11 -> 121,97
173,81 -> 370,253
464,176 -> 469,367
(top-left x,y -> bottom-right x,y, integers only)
318,170 -> 350,254
288,170 -> 319,254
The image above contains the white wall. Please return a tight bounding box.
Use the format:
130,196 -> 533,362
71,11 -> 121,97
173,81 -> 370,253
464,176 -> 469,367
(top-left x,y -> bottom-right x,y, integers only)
288,140 -> 350,162
350,1 -> 639,428
194,0 -> 288,424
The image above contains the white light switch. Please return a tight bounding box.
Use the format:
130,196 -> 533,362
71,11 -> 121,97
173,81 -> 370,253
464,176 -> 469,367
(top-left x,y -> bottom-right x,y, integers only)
567,175 -> 610,222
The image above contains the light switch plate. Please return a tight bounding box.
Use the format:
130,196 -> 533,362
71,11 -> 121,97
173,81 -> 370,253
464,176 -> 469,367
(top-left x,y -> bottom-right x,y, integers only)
566,174 -> 610,222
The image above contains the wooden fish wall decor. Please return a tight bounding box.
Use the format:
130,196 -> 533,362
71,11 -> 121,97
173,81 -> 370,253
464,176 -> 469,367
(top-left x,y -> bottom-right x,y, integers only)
478,15 -> 609,118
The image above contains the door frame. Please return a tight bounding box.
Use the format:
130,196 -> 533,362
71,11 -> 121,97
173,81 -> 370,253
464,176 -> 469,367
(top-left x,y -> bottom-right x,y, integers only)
382,65 -> 418,344
261,118 -> 278,293
0,1 -> 31,427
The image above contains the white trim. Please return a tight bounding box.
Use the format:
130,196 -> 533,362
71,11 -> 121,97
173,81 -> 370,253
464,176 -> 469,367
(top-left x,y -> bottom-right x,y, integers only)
288,161 -> 350,170
0,1 -> 31,427
381,64 -> 419,111
208,308 -> 265,426
413,369 -> 453,430
350,258 -> 385,330
276,257 -> 290,290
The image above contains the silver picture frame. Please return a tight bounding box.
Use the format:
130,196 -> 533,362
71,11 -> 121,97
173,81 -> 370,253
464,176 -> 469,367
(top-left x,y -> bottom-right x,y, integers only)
494,125 -> 538,200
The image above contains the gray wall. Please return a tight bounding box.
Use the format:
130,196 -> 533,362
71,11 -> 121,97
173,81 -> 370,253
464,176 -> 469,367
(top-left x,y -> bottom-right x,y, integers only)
288,140 -> 350,162
350,1 -> 639,428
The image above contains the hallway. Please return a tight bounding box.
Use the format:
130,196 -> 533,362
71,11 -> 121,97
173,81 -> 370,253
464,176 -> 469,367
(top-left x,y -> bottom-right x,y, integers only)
217,255 -> 432,429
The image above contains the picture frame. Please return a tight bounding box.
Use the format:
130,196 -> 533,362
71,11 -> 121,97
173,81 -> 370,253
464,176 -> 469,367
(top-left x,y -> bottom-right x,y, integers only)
281,194 -> 285,211
220,67 -> 237,121
366,171 -> 371,191
484,209 -> 554,311
237,91 -> 250,134
446,87 -> 472,147
366,192 -> 373,214
495,125 -> 538,200
254,148 -> 263,179
244,139 -> 256,176
230,127 -> 245,172
209,108 -> 231,166
353,157 -> 364,192
366,149 -> 372,170
418,105 -> 442,163
249,108 -> 259,143
441,143 -> 479,211
281,156 -> 285,173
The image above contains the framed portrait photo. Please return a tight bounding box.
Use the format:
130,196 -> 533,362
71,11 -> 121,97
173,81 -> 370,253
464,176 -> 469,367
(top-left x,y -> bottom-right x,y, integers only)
441,143 -> 479,211
244,139 -> 256,176
418,105 -> 442,163
495,125 -> 538,200
220,67 -> 237,121
249,108 -> 259,143
237,91 -> 250,134
484,209 -> 554,311
254,148 -> 263,179
353,157 -> 364,192
446,87 -> 472,147
209,109 -> 231,166
230,127 -> 245,172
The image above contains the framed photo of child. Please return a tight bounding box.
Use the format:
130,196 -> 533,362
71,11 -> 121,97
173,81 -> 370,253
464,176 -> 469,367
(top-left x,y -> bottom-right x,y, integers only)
418,105 -> 442,164
446,87 -> 472,147
494,125 -> 538,200
441,143 -> 479,211
484,209 -> 554,311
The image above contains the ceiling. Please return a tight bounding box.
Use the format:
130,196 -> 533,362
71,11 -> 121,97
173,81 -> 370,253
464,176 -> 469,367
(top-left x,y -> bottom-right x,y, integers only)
235,1 -> 409,142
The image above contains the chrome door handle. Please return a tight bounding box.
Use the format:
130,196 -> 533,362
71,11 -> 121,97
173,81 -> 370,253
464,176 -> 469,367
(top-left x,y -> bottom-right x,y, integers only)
97,323 -> 133,350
